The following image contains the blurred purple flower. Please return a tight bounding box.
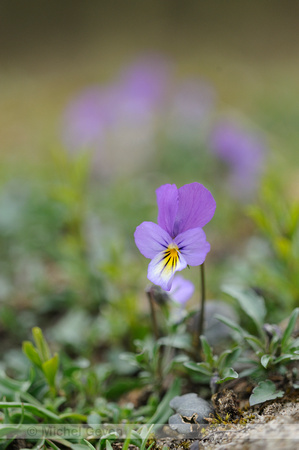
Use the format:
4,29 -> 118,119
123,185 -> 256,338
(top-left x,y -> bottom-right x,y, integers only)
169,275 -> 194,305
118,56 -> 171,113
210,120 -> 266,197
168,79 -> 216,137
61,56 -> 171,175
62,87 -> 112,152
134,182 -> 216,291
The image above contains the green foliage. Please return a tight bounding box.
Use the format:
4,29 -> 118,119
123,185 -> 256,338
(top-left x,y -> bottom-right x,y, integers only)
249,380 -> 284,406
184,336 -> 240,392
1,90 -> 299,447
246,178 -> 299,313
216,287 -> 299,379
23,327 -> 59,394
222,285 -> 266,336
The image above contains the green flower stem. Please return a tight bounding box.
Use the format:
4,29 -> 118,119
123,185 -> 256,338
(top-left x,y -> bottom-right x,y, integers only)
199,262 -> 206,338
146,287 -> 159,340
193,263 -> 206,354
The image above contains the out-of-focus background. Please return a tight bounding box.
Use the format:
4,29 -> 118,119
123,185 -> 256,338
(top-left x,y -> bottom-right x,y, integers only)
1,0 -> 299,172
1,0 -> 299,374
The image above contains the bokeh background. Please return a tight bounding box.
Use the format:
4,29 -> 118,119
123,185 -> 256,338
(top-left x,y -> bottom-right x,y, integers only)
1,0 -> 299,172
1,1 -> 299,375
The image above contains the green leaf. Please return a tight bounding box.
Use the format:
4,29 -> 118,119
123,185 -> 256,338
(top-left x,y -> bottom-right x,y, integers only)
0,373 -> 31,398
200,335 -> 214,366
214,314 -> 244,336
42,353 -> 59,389
281,308 -> 299,350
158,334 -> 192,351
216,367 -> 238,384
45,440 -> 60,450
261,354 -> 272,369
147,378 -> 181,426
0,402 -> 60,421
105,442 -> 113,450
222,285 -> 266,335
244,335 -> 264,352
83,440 -> 97,450
218,347 -> 242,372
32,327 -> 51,363
22,341 -> 42,369
289,337 -> 299,350
273,354 -> 298,365
125,430 -> 143,449
184,361 -> 212,376
249,380 -> 284,406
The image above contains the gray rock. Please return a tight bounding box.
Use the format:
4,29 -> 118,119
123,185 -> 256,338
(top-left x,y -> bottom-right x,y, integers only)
188,300 -> 238,349
168,393 -> 214,435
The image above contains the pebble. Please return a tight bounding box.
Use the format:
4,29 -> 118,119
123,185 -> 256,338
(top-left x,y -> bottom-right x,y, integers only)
168,393 -> 214,436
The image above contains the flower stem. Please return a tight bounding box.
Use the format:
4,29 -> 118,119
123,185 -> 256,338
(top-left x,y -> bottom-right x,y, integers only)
146,287 -> 159,340
198,262 -> 206,338
192,263 -> 206,354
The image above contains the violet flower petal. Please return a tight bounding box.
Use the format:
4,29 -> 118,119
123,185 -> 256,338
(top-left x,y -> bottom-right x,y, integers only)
134,221 -> 171,259
173,183 -> 216,235
169,275 -> 195,305
148,249 -> 187,291
156,184 -> 179,236
175,227 -> 210,266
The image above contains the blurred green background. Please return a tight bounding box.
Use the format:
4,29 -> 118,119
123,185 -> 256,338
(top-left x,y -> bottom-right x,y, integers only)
0,0 -> 299,371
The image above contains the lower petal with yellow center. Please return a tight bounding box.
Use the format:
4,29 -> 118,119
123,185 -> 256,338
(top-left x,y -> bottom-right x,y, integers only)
147,242 -> 187,291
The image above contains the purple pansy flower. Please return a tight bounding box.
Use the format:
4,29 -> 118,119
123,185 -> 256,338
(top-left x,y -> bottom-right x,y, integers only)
169,275 -> 195,305
210,119 -> 266,197
61,87 -> 114,153
134,182 -> 216,291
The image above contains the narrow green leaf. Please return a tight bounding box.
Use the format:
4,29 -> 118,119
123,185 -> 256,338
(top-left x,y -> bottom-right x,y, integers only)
222,285 -> 266,335
214,314 -> 244,336
31,437 -> 45,450
273,354 -> 296,365
83,440 -> 97,450
147,378 -> 181,425
105,442 -> 113,450
200,335 -> 214,366
218,347 -> 242,372
0,402 -> 60,421
45,440 -> 60,450
42,353 -> 59,389
184,361 -> 212,376
281,308 -> 299,350
249,380 -> 284,406
32,327 -> 51,363
126,430 -> 143,449
22,341 -> 42,369
244,335 -> 264,351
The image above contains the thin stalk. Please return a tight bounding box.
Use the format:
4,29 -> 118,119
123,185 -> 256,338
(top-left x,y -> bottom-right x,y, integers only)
146,288 -> 159,340
193,263 -> 206,353
198,262 -> 206,338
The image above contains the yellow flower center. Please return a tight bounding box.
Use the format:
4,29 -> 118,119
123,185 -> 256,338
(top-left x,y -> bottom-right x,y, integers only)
162,243 -> 180,273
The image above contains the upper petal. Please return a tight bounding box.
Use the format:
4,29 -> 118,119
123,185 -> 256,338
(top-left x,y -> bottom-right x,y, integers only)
173,182 -> 216,235
174,227 -> 210,266
134,221 -> 172,259
156,184 -> 179,236
148,248 -> 187,291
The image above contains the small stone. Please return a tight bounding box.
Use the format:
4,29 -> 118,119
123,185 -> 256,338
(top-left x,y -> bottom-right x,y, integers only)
169,393 -> 214,435
189,441 -> 200,450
